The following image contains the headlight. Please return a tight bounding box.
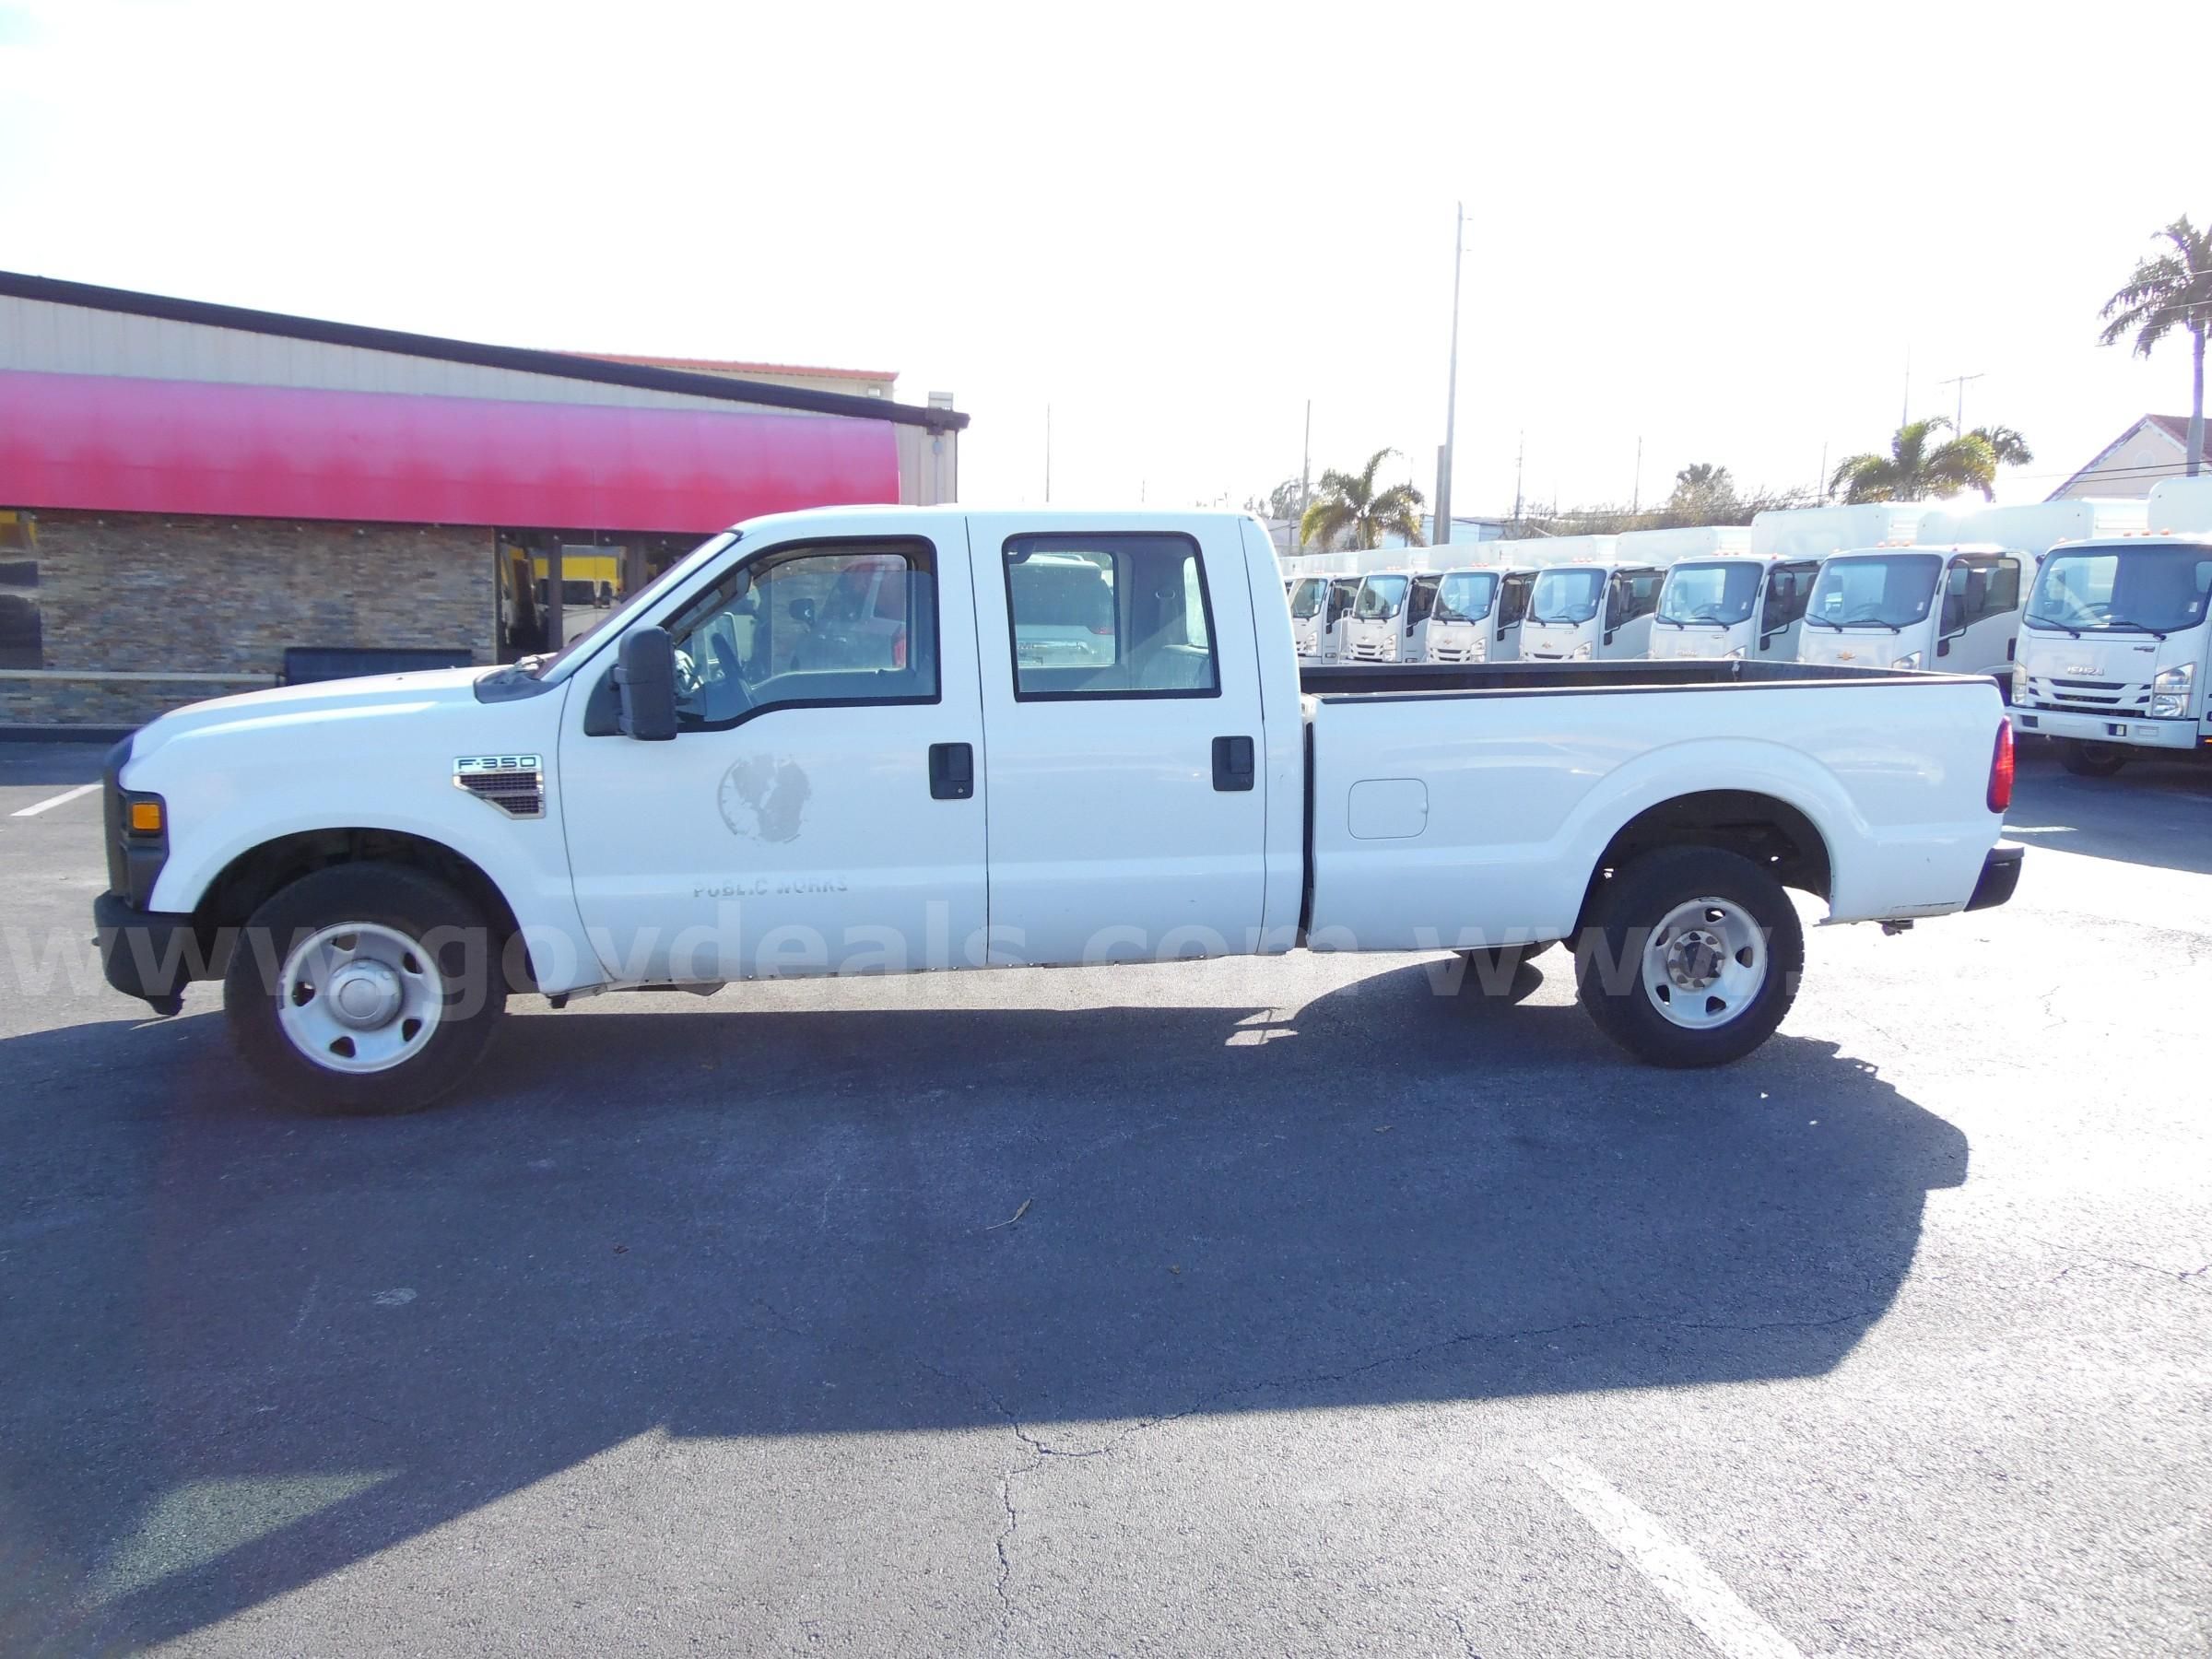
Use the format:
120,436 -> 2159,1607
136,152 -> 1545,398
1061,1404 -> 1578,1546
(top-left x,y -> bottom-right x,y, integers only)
2152,662 -> 2194,719
1569,641 -> 1594,660
1724,647 -> 1746,661
2011,663 -> 2028,700
1892,651 -> 1924,670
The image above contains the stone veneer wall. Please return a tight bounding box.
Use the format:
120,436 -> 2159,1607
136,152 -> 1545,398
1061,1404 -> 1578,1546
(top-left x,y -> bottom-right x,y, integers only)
0,512 -> 495,726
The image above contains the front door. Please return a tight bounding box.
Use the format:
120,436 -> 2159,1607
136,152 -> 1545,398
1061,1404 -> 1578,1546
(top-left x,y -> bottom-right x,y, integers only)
558,523 -> 988,984
964,516 -> 1269,966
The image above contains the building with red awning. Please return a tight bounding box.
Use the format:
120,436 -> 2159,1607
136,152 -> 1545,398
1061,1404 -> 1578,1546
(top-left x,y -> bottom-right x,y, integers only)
0,272 -> 965,728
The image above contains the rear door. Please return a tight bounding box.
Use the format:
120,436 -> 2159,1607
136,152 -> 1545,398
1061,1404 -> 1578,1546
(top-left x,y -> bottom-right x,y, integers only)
965,516 -> 1268,965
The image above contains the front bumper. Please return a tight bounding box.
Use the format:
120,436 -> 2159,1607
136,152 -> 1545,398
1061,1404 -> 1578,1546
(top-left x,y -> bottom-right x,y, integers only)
1964,844 -> 2024,912
2009,708 -> 2198,751
93,889 -> 217,1015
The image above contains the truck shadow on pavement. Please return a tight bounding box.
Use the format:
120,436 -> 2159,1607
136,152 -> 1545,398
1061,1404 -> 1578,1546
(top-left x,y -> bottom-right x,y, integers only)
0,960 -> 1968,1652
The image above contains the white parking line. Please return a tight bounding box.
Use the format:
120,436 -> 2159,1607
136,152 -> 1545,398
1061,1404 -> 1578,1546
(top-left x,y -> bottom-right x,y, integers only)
10,782 -> 100,818
1535,1455 -> 1804,1659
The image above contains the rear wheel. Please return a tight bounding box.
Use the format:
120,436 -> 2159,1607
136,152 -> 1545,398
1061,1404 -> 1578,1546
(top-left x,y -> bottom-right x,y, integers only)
224,863 -> 507,1115
1574,847 -> 1803,1067
2056,738 -> 2128,778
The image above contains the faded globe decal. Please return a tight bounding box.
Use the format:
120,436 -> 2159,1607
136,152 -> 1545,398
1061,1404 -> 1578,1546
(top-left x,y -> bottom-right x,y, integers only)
718,756 -> 811,843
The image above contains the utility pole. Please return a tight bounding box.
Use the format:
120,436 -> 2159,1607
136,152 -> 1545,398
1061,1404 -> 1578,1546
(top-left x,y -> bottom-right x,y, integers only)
1044,403 -> 1052,503
1939,371 -> 1984,432
1512,430 -> 1524,524
1299,399 -> 1312,552
1818,441 -> 1829,503
1631,435 -> 1642,513
1434,201 -> 1464,547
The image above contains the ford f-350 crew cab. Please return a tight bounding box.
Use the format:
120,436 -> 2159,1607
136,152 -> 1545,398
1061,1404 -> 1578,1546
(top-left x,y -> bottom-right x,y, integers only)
94,507 -> 2022,1114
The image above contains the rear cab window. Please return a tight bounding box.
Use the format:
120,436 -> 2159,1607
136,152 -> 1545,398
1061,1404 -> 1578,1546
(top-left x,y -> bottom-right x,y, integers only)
1003,533 -> 1220,699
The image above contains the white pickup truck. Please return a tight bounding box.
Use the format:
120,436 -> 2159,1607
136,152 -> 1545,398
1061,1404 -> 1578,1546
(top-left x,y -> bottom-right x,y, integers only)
94,507 -> 2021,1114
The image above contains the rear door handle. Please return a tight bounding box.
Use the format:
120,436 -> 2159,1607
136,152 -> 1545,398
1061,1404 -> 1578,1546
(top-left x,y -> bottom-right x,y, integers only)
928,741 -> 974,800
1212,735 -> 1255,792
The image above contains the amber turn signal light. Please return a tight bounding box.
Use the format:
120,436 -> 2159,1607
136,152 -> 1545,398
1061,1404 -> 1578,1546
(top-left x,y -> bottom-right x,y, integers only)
128,800 -> 164,834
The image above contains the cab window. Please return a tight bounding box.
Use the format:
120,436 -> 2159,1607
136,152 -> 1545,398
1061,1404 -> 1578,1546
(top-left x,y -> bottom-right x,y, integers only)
660,541 -> 939,731
1003,533 -> 1220,699
1760,563 -> 1817,633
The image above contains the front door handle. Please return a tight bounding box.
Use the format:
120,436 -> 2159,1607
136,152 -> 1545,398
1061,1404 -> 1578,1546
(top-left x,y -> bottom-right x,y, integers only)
1212,735 -> 1255,792
928,741 -> 973,800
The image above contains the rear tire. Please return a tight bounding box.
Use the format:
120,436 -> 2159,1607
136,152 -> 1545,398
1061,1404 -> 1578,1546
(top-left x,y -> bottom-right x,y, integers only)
223,862 -> 507,1115
1574,847 -> 1803,1067
2056,739 -> 2128,778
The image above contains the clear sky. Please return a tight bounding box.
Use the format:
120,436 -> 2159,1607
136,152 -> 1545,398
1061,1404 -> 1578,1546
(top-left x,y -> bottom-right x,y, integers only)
2,0 -> 2204,514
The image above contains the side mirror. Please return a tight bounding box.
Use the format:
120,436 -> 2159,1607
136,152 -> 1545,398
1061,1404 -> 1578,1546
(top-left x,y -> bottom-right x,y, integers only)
1936,636 -> 1953,658
615,626 -> 679,741
1603,630 -> 1617,646
788,597 -> 816,625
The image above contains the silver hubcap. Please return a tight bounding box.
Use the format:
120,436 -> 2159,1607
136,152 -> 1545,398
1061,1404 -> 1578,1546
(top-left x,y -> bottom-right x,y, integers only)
276,923 -> 444,1074
1641,898 -> 1767,1030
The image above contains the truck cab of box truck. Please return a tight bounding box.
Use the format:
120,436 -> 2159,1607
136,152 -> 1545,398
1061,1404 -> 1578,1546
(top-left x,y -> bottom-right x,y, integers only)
1410,565 -> 1521,663
1652,556 -> 1822,662
1341,568 -> 1424,663
1287,573 -> 1329,657
1318,575 -> 1361,661
1632,527 -> 1815,664
2010,480 -> 2212,775
1797,542 -> 2025,680
1522,563 -> 1670,661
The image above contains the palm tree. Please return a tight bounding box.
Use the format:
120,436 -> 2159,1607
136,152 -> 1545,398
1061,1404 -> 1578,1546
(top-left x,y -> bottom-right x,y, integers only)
1970,426 -> 2034,470
1830,418 -> 1996,504
2100,216 -> 2212,477
1299,449 -> 1426,550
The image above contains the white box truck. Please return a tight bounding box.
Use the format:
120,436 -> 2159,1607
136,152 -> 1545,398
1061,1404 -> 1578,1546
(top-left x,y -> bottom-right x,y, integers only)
1643,528 -> 1822,665
2009,479 -> 2212,774
1517,535 -> 1680,662
1803,500 -> 2148,689
92,505 -> 2022,1112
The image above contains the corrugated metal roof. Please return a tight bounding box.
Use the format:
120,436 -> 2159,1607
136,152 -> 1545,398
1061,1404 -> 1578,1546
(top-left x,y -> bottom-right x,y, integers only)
0,270 -> 964,431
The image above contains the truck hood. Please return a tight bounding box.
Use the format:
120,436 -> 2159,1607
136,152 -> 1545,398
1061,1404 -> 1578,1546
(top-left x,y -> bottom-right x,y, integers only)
129,665 -> 496,761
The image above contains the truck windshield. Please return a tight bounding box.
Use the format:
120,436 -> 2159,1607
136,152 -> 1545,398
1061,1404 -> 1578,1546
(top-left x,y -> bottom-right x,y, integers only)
1354,576 -> 1409,619
1529,568 -> 1606,625
1805,554 -> 1941,629
540,532 -> 736,677
1431,571 -> 1498,623
2027,545 -> 2212,636
1658,561 -> 1761,627
1288,578 -> 1324,619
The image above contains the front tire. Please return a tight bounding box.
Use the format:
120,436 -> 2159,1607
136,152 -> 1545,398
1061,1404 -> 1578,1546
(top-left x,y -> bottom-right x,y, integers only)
224,863 -> 507,1115
1574,847 -> 1803,1067
2056,739 -> 2128,778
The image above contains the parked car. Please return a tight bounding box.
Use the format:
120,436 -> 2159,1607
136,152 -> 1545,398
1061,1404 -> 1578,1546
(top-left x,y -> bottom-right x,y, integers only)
94,507 -> 2020,1113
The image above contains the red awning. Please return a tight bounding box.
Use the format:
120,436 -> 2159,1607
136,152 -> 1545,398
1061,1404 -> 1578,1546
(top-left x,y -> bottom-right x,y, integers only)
0,369 -> 901,533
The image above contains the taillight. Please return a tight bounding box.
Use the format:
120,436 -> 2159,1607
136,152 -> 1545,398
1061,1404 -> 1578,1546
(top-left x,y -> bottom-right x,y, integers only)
1987,721 -> 2014,813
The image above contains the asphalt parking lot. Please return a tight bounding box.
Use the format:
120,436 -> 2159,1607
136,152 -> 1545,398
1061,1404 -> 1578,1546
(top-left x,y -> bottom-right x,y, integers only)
0,740 -> 2206,1657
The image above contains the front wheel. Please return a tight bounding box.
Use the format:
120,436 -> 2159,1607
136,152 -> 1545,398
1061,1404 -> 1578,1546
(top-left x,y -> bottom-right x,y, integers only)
1574,847 -> 1804,1067
224,862 -> 507,1114
2056,739 -> 2128,778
